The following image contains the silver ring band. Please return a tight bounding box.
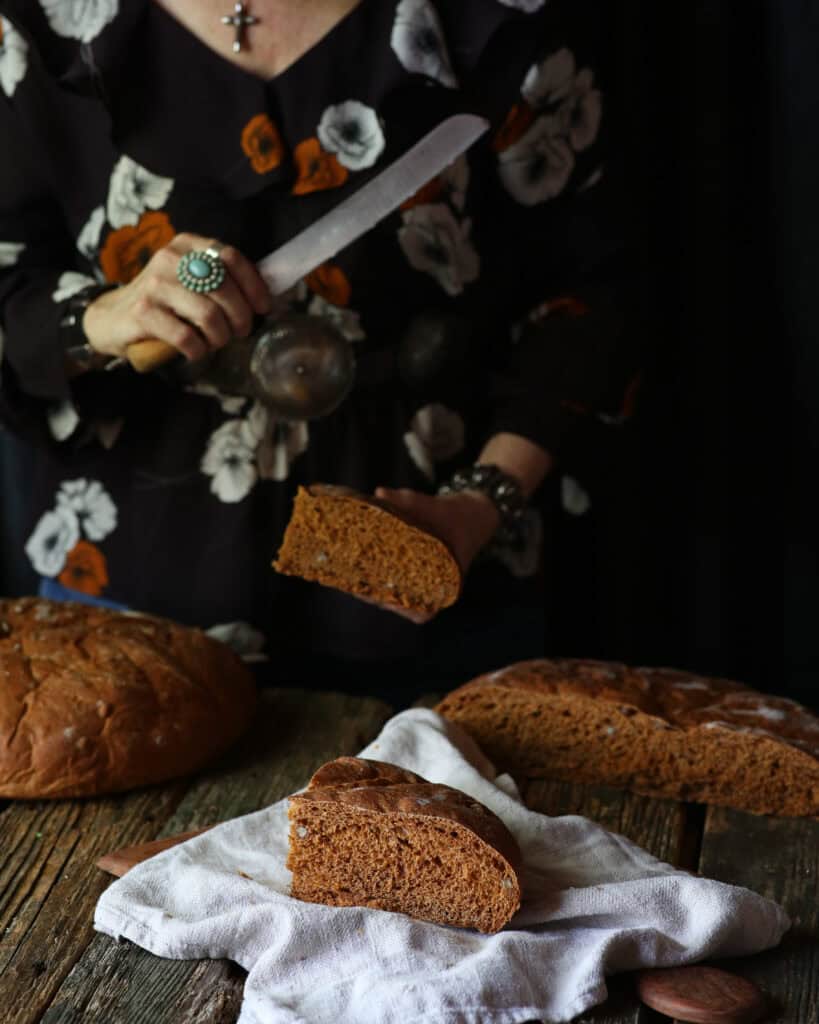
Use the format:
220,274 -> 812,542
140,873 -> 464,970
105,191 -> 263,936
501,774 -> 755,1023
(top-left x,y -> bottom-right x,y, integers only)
177,249 -> 227,294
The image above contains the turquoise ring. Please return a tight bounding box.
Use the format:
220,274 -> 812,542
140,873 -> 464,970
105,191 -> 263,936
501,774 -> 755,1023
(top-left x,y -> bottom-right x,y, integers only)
177,247 -> 227,293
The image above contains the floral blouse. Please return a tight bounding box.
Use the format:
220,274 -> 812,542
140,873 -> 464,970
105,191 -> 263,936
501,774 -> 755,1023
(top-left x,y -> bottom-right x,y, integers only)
0,0 -> 640,666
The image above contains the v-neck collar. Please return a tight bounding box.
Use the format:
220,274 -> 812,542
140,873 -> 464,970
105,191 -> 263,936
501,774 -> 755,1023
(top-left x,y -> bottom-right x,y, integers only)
150,0 -> 371,89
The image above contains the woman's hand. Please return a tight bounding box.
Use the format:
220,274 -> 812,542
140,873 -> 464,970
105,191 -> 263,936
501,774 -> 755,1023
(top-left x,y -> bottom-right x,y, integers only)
375,487 -> 500,575
83,233 -> 272,362
368,486 -> 501,624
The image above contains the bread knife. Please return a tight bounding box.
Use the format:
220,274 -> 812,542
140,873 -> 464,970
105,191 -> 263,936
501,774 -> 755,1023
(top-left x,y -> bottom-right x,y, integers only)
125,113 -> 489,372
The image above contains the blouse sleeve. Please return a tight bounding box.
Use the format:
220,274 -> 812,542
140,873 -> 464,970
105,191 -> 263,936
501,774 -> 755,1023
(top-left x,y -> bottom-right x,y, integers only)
448,0 -> 648,461
0,95 -> 77,408
0,15 -> 128,446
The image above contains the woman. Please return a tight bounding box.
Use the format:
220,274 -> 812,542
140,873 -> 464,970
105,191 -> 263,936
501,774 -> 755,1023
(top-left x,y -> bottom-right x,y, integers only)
0,0 -> 639,695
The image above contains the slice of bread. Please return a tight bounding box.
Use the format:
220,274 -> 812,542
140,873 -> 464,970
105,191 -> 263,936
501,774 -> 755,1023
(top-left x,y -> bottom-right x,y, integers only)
273,484 -> 461,617
435,659 -> 819,817
287,757 -> 521,933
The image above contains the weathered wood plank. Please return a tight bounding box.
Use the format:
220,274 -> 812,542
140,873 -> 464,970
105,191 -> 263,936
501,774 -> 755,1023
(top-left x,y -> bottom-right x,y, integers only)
38,688 -> 393,1024
689,807 -> 819,1024
0,781 -> 189,1024
40,944 -> 246,1024
523,779 -> 691,867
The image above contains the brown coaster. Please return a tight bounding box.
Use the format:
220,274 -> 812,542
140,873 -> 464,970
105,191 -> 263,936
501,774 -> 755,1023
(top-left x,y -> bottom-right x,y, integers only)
636,965 -> 769,1024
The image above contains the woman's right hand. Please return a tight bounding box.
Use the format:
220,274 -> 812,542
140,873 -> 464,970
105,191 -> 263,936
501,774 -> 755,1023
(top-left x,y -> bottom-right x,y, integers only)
82,233 -> 273,362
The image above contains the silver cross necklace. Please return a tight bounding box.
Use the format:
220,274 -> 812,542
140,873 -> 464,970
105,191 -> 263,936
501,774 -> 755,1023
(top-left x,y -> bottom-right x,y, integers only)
221,2 -> 259,52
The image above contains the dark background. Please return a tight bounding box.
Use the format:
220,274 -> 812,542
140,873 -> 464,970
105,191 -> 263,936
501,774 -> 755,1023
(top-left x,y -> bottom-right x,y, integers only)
544,0 -> 814,707
1,2 -> 814,707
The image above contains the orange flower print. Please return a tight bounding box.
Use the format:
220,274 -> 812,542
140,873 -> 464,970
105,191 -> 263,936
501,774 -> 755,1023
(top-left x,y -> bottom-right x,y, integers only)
401,174 -> 445,212
292,137 -> 348,195
99,210 -> 175,284
305,263 -> 351,307
547,296 -> 590,318
58,541 -> 109,597
528,294 -> 590,324
492,102 -> 536,153
241,113 -> 284,174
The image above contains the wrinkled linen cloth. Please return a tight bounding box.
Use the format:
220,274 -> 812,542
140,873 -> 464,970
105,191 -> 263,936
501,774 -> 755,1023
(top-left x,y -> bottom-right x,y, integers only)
94,709 -> 789,1023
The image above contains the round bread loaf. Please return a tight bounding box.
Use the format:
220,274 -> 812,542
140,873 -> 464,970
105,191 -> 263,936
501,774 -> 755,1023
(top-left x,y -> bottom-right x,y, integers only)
0,597 -> 257,798
435,659 -> 819,817
273,484 -> 462,618
287,756 -> 522,933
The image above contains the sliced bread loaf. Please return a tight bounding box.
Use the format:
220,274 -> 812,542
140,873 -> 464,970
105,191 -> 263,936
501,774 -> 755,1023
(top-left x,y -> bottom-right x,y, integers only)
273,484 -> 461,618
435,659 -> 819,817
287,756 -> 521,932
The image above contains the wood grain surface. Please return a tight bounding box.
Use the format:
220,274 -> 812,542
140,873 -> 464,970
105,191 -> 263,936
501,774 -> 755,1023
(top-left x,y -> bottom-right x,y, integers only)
1,689 -> 815,1024
0,688 -> 391,1024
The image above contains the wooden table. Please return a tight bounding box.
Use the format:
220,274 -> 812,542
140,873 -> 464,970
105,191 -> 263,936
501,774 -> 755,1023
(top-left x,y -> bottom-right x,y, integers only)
1,689 -> 816,1023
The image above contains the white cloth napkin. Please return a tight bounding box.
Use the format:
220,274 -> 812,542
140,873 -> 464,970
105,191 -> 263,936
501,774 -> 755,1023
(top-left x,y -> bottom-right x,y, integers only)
94,709 -> 789,1024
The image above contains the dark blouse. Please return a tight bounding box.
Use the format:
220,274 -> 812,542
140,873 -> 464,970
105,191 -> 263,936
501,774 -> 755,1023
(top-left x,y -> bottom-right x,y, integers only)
0,0 -> 639,669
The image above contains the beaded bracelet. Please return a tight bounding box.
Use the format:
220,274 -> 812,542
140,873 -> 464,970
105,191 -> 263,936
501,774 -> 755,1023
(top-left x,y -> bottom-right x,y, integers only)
60,283 -> 119,371
437,463 -> 526,547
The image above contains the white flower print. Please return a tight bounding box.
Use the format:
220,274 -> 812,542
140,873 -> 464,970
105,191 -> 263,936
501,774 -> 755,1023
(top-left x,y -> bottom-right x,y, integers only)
25,507 -> 80,577
257,418 -> 310,483
523,50 -> 602,153
56,478 -> 118,540
403,404 -> 465,480
403,431 -> 433,480
496,0 -> 547,10
557,67 -> 602,152
206,621 -> 268,663
398,203 -> 479,296
308,294 -> 365,342
0,16 -> 28,97
38,0 -> 119,44
521,48 -> 576,109
186,380 -> 249,416
106,155 -> 174,229
490,508 -> 543,578
201,417 -> 259,503
391,0 -> 457,89
0,241 -> 25,268
76,205 -> 106,261
498,115 -> 574,205
52,271 -> 97,303
47,399 -> 80,442
317,101 -> 385,171
415,403 -> 464,459
561,475 -> 591,516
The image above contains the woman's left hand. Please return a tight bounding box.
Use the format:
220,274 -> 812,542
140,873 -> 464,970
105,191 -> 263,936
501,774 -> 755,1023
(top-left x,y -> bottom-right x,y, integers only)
373,486 -> 500,620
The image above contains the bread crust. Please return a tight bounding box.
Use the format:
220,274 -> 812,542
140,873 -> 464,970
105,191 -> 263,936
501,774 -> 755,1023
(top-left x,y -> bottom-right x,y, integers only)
435,659 -> 819,817
287,756 -> 522,932
273,485 -> 462,615
0,598 -> 257,798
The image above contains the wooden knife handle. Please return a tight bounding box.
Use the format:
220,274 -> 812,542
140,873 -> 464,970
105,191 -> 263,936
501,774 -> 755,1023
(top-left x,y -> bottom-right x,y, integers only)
96,825 -> 214,877
125,338 -> 180,373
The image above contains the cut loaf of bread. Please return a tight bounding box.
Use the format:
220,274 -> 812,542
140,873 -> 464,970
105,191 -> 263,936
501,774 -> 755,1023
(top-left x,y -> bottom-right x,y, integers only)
273,484 -> 461,617
435,659 -> 819,817
0,597 -> 257,798
287,756 -> 522,933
